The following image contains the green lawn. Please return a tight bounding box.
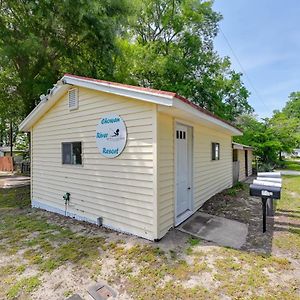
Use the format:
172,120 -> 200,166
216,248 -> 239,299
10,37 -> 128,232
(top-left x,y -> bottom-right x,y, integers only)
280,159 -> 300,171
0,179 -> 299,299
274,175 -> 300,254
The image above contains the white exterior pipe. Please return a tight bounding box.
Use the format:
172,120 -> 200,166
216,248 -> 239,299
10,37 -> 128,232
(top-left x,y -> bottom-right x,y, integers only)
253,180 -> 282,188
256,177 -> 282,184
257,172 -> 281,178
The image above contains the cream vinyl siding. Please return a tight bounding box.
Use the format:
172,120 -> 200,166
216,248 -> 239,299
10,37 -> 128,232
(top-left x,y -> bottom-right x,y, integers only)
248,150 -> 253,176
157,114 -> 233,238
157,113 -> 174,238
31,87 -> 156,240
238,149 -> 246,181
193,124 -> 233,209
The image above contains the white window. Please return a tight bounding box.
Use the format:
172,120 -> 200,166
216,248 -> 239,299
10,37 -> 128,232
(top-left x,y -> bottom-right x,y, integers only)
68,88 -> 79,110
212,142 -> 220,160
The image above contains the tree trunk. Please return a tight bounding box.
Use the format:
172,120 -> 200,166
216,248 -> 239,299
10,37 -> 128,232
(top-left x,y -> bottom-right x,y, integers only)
9,120 -> 13,157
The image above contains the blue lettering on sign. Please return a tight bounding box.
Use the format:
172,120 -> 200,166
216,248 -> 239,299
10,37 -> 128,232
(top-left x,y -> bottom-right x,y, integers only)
102,148 -> 119,155
96,132 -> 108,139
101,117 -> 120,124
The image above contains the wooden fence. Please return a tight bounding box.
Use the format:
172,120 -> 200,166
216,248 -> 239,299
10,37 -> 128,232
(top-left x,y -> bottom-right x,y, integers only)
0,156 -> 14,172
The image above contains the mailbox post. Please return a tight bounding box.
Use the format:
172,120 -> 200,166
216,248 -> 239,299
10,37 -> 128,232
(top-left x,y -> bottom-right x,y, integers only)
250,172 -> 282,233
262,197 -> 267,232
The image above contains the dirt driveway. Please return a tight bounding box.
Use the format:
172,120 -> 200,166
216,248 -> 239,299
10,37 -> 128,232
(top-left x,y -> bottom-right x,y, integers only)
0,177 -> 299,300
0,172 -> 30,188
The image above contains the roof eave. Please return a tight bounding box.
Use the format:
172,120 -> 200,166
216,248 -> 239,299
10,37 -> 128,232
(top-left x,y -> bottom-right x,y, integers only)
19,84 -> 71,132
62,75 -> 174,107
173,98 -> 243,136
19,74 -> 243,136
232,142 -> 254,150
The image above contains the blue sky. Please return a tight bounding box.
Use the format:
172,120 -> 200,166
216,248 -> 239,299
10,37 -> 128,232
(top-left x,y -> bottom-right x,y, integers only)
213,0 -> 300,118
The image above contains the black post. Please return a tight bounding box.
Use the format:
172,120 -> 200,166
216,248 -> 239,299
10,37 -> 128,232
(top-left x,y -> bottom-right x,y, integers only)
262,197 -> 267,233
9,120 -> 13,157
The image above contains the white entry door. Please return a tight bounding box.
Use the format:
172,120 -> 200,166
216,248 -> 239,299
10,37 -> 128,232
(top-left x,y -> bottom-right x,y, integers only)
175,123 -> 192,225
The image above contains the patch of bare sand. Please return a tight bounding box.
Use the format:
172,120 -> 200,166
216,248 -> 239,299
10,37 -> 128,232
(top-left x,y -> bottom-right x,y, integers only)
182,272 -> 219,290
31,264 -> 95,300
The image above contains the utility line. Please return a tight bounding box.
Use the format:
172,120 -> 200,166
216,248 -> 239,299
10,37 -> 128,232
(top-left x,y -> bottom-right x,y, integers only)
219,28 -> 270,112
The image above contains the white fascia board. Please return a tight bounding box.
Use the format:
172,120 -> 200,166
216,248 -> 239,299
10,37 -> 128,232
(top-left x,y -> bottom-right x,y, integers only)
19,100 -> 46,131
173,98 -> 242,136
19,84 -> 71,132
232,143 -> 244,150
233,142 -> 253,150
63,76 -> 174,107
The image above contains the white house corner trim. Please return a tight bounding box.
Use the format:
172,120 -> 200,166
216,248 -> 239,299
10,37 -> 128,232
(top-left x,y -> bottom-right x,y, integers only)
152,105 -> 159,240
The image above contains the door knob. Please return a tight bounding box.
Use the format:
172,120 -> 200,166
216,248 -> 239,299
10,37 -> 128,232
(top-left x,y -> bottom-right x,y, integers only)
187,187 -> 191,190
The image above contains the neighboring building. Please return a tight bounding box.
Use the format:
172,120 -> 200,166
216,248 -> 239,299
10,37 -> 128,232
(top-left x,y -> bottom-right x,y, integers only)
0,146 -> 27,161
292,148 -> 300,157
232,142 -> 254,183
282,148 -> 300,158
19,74 -> 242,241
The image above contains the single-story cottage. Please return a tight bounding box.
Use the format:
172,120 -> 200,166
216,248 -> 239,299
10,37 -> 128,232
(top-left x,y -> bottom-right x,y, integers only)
232,142 -> 253,183
20,74 -> 243,240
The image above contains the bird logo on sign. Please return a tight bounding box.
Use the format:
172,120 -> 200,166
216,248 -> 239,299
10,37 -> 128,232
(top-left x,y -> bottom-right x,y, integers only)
111,129 -> 120,137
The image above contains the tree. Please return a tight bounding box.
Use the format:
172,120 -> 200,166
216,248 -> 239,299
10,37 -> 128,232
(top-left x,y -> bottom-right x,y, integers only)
0,0 -> 128,116
269,111 -> 300,159
0,63 -> 22,152
235,107 -> 300,166
282,91 -> 300,120
0,0 -> 128,150
234,114 -> 281,164
114,0 -> 252,121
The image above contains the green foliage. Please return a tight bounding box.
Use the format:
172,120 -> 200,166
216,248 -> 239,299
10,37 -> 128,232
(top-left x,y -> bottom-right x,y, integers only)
282,92 -> 300,120
270,111 -> 300,155
258,162 -> 275,172
6,276 -> 40,299
225,181 -> 245,196
0,186 -> 30,209
235,97 -> 300,165
0,0 -> 253,150
0,0 -> 128,148
187,237 -> 201,246
1,182 -> 300,299
235,114 -> 280,164
280,160 -> 300,171
114,0 -> 252,121
0,0 -> 128,115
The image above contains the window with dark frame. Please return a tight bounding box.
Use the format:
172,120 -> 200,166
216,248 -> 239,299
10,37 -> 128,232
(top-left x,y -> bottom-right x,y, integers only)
212,142 -> 220,160
62,142 -> 82,165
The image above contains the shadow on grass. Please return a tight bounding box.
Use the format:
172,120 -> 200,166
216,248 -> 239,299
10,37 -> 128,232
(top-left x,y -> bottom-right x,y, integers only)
0,186 -> 31,209
277,209 -> 300,214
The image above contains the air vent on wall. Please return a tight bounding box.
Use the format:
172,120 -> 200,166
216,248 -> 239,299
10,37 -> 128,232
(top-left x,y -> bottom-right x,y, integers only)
68,88 -> 78,110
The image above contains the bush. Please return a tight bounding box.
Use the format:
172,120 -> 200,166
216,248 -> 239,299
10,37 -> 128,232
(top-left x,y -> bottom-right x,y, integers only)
275,160 -> 286,169
258,162 -> 275,172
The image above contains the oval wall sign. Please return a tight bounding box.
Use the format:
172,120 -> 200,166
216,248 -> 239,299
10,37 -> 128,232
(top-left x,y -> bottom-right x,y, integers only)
96,114 -> 127,158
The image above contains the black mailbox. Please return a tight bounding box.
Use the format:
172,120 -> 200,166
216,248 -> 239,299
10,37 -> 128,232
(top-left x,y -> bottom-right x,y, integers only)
250,181 -> 282,233
249,184 -> 281,199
